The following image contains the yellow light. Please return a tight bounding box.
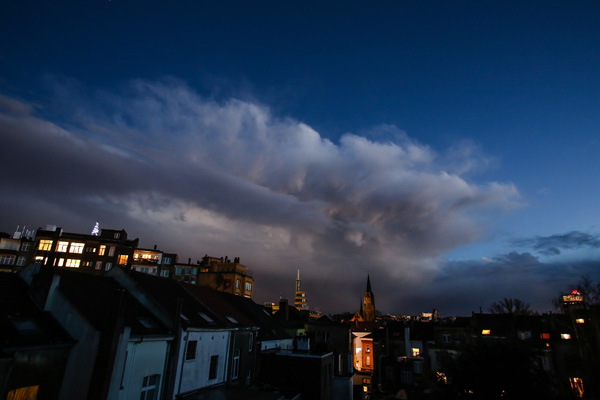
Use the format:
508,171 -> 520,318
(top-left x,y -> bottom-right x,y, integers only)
561,333 -> 571,340
482,329 -> 491,335
576,318 -> 585,324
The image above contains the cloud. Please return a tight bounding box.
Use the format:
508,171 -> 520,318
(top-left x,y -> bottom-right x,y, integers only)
512,231 -> 600,256
0,79 -> 522,314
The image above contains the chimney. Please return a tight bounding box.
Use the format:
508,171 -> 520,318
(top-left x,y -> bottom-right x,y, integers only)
279,298 -> 289,321
154,244 -> 157,250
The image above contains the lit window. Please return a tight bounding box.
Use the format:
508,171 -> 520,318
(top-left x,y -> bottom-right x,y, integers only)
186,340 -> 197,360
570,377 -> 584,398
99,245 -> 106,256
236,279 -> 241,289
0,255 -> 15,265
69,242 -> 85,254
209,355 -> 219,380
437,372 -> 448,384
57,241 -> 69,252
245,282 -> 252,291
140,374 -> 160,400
561,333 -> 571,340
57,258 -> 64,267
108,246 -> 115,257
65,259 -> 80,268
412,348 -> 421,357
481,330 -> 491,335
95,261 -> 102,270
118,255 -> 128,265
540,333 -> 550,339
576,318 -> 585,324
7,386 -> 39,400
38,240 -> 53,251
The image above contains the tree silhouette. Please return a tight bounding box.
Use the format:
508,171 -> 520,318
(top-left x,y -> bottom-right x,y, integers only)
488,298 -> 535,315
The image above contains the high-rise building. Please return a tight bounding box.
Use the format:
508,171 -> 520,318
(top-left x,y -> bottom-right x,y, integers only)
294,269 -> 309,311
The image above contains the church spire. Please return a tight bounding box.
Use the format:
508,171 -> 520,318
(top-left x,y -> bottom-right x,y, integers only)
366,274 -> 372,293
362,274 -> 376,322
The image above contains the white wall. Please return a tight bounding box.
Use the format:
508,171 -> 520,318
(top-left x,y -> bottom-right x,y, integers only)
174,330 -> 231,398
115,338 -> 170,400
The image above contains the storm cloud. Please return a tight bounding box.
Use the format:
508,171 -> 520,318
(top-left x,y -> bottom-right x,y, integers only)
0,80 -> 524,313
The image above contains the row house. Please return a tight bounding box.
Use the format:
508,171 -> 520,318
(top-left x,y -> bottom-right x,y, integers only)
28,225 -> 138,272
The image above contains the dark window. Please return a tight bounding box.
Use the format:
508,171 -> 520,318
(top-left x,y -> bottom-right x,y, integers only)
186,340 -> 197,360
209,355 -> 219,379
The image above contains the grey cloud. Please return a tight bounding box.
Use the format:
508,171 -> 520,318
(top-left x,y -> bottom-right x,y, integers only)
0,80 -> 522,314
512,231 -> 600,256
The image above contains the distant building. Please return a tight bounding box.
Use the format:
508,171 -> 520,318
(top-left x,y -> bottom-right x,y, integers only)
29,225 -> 139,272
294,269 -> 309,311
362,275 -> 376,323
192,255 -> 254,298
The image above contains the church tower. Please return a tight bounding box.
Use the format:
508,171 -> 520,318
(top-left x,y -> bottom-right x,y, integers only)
362,274 -> 376,322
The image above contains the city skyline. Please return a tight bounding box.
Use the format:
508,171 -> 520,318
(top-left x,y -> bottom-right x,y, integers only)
2,1 -> 600,316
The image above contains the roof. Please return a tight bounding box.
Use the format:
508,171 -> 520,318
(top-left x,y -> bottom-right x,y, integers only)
0,272 -> 74,353
34,267 -> 170,338
127,271 -> 229,330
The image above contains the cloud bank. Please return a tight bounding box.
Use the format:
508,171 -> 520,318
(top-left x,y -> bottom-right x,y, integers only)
0,79 -> 529,314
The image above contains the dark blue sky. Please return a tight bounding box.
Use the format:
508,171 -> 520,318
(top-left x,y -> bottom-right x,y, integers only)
2,1 -> 600,315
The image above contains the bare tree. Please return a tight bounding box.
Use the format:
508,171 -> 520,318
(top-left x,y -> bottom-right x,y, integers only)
488,298 -> 535,315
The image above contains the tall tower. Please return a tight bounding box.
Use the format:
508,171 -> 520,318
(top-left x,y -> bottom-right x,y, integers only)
294,270 -> 309,311
362,274 -> 376,322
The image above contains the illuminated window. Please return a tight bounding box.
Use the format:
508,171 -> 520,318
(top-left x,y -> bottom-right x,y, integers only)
437,372 -> 448,384
570,377 -> 584,398
95,261 -> 102,270
65,259 -> 80,268
108,246 -> 115,257
481,330 -> 491,335
412,348 -> 421,357
118,255 -> 128,265
57,241 -> 69,252
69,242 -> 84,254
99,245 -> 106,256
7,386 -> 39,400
0,255 -> 15,265
38,240 -> 53,251
540,333 -> 550,339
140,374 -> 160,400
245,282 -> 252,291
561,333 -> 571,340
57,258 -> 64,267
576,318 -> 585,324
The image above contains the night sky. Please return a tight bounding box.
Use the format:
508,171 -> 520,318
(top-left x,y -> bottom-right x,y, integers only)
2,1 -> 600,316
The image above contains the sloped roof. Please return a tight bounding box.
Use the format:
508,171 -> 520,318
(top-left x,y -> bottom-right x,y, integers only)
127,271 -> 229,330
216,292 -> 292,342
0,272 -> 74,352
35,267 -> 169,337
